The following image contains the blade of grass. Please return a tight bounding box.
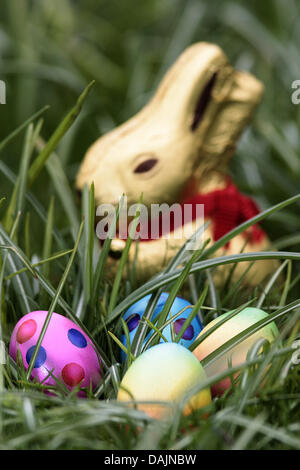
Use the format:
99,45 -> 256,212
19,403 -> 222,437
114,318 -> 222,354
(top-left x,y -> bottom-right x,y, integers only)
108,195 -> 143,314
0,105 -> 49,154
108,331 -> 136,363
0,214 -> 23,348
221,236 -> 250,298
217,411 -> 300,450
206,269 -> 219,315
0,215 -> 33,314
0,160 -> 65,249
27,81 -> 95,187
130,290 -> 165,357
279,260 -> 292,307
35,137 -> 80,238
256,260 -> 289,308
81,183 -> 95,305
2,121 -> 35,233
143,317 -> 169,343
24,212 -> 31,260
121,318 -> 133,367
175,285 -> 208,343
221,262 -> 256,306
41,196 -> 55,281
5,249 -> 73,281
91,195 -> 125,307
13,124 -> 34,220
163,222 -> 210,273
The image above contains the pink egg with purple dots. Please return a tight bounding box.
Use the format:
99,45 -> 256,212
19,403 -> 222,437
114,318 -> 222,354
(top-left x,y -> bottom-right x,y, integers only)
9,311 -> 102,396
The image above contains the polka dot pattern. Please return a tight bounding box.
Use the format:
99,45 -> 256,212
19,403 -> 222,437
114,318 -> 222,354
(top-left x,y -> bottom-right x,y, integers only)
174,318 -> 194,341
68,328 -> 87,348
62,362 -> 85,386
126,313 -> 140,332
9,311 -> 102,397
16,319 -> 37,344
26,345 -> 47,368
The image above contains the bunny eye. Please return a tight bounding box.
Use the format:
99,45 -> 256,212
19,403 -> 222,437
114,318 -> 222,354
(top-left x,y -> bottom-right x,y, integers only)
191,72 -> 218,132
134,158 -> 158,174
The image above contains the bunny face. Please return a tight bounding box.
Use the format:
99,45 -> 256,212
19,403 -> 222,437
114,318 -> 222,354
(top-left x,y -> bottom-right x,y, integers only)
76,42 -> 263,208
76,117 -> 197,208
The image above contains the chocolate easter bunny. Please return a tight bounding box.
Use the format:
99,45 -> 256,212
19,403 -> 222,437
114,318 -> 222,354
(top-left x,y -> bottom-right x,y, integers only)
76,42 -> 278,285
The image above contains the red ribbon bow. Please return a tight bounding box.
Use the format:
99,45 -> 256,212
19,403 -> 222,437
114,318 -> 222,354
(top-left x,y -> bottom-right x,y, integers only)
181,178 -> 265,245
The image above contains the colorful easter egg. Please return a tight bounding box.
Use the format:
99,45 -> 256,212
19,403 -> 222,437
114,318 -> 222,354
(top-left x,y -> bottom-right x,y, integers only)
117,343 -> 211,419
121,293 -> 202,356
9,311 -> 102,396
193,307 -> 279,396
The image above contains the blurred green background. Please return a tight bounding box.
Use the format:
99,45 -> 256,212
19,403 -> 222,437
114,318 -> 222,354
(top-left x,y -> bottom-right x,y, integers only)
1,0 -> 300,247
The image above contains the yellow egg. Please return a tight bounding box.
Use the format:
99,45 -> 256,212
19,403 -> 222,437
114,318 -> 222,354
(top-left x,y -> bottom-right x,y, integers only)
117,343 -> 211,419
193,307 -> 279,396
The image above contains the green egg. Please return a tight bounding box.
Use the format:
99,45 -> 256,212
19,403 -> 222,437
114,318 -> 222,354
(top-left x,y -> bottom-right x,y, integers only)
193,307 -> 279,396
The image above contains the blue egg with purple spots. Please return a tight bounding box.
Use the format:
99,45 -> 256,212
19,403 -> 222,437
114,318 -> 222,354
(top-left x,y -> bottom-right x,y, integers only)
120,293 -> 202,359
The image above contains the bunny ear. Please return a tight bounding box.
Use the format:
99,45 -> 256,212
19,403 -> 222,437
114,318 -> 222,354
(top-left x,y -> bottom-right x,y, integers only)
148,42 -> 232,132
148,41 -> 263,158
196,68 -> 264,163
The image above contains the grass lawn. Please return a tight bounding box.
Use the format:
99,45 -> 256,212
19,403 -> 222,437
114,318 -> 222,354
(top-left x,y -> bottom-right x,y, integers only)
0,0 -> 300,450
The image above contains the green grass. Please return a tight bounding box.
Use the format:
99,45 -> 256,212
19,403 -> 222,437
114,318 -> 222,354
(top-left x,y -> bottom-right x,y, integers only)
0,0 -> 300,450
